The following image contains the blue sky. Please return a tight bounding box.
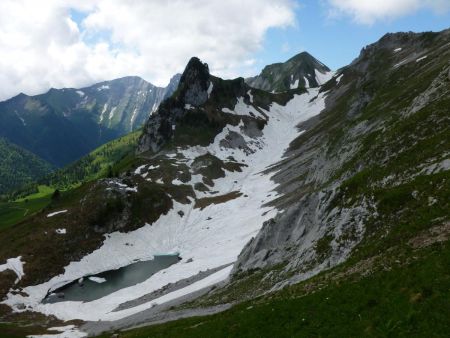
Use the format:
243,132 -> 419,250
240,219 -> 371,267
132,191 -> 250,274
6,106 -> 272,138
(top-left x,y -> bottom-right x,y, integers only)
257,0 -> 450,71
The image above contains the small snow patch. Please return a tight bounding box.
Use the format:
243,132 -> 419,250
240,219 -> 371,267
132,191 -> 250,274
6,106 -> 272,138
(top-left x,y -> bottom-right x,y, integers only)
47,210 -> 67,218
97,85 -> 110,91
99,103 -> 108,123
416,55 -> 428,62
172,179 -> 184,186
394,48 -> 402,53
134,165 -> 147,175
88,276 -> 107,283
315,69 -> 334,85
55,228 -> 66,235
207,82 -> 214,98
108,106 -> 117,120
290,78 -> 299,89
28,325 -> 87,338
222,97 -> 264,118
0,256 -> 25,283
247,90 -> 253,103
303,76 -> 310,88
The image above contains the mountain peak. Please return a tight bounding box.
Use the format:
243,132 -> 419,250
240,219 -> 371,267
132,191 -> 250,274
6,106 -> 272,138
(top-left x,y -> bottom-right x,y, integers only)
138,57 -> 214,153
246,51 -> 332,92
172,57 -> 212,107
180,57 -> 210,84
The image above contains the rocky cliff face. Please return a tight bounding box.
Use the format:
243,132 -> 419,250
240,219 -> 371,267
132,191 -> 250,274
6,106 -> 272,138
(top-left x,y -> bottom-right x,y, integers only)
233,29 -> 450,288
138,57 -> 256,154
138,57 -> 212,153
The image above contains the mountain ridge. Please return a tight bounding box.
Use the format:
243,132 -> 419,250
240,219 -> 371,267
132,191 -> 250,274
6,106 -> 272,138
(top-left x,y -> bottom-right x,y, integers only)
0,29 -> 449,337
0,74 -> 181,168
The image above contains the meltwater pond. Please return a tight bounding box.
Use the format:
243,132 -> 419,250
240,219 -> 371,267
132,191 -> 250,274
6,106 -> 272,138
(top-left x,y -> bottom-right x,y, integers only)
44,254 -> 180,303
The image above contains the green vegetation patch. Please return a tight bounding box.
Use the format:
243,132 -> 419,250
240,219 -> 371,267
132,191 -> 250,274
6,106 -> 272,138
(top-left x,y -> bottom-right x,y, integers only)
100,241 -> 450,338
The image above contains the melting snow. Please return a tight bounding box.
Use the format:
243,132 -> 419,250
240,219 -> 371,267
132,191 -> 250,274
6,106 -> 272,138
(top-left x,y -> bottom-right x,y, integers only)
393,59 -> 408,68
247,90 -> 254,103
130,108 -> 138,129
99,103 -> 108,123
134,165 -> 147,175
171,179 -> 184,186
416,55 -> 428,62
15,111 -> 26,126
394,48 -> 402,53
4,88 -> 328,325
97,85 -> 110,91
76,90 -> 85,97
303,76 -> 310,88
55,229 -> 66,235
0,256 -> 25,283
47,210 -> 67,218
290,78 -> 299,89
335,74 -> 343,84
315,69 -> 334,85
88,276 -> 106,284
207,82 -> 214,98
222,97 -> 264,118
28,325 -> 87,338
108,107 -> 117,120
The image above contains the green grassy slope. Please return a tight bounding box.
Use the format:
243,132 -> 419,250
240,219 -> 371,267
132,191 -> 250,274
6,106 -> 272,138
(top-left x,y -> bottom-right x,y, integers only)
99,241 -> 450,338
0,138 -> 53,197
0,186 -> 53,231
41,129 -> 141,190
0,130 -> 140,229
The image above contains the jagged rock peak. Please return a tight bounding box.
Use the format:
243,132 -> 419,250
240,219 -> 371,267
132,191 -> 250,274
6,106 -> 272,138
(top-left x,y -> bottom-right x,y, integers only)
177,57 -> 211,107
137,57 -> 213,154
180,57 -> 210,88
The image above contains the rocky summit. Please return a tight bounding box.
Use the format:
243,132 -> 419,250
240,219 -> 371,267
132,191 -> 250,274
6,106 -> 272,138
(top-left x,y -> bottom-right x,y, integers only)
0,28 -> 449,338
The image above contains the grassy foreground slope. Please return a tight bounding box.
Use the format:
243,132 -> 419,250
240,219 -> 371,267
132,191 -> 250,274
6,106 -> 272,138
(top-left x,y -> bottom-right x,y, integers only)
100,241 -> 449,338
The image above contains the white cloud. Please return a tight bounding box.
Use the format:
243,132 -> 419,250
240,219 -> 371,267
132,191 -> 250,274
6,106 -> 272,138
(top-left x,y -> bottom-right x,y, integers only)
0,0 -> 295,101
327,0 -> 450,25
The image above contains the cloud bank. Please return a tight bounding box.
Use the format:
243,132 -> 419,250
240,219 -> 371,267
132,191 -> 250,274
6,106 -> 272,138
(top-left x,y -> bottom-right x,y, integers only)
0,0 -> 295,101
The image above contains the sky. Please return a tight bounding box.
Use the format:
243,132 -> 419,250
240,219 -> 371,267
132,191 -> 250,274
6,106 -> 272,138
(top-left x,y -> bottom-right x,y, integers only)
0,0 -> 449,101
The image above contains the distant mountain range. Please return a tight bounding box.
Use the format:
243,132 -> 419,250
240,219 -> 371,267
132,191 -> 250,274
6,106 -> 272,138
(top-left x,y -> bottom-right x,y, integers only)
0,52 -> 331,196
0,74 -> 180,168
0,74 -> 180,195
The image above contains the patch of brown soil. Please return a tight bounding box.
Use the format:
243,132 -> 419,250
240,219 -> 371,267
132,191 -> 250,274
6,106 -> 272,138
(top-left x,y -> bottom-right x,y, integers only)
194,191 -> 243,210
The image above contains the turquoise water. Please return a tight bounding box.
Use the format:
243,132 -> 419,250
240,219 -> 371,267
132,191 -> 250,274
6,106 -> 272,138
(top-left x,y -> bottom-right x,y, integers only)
44,255 -> 180,303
